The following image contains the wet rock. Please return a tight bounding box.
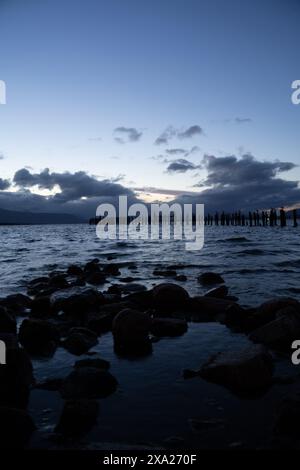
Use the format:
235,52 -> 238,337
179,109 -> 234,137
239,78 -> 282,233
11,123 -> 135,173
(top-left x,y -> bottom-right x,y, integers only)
74,357 -> 110,370
123,290 -> 153,310
55,399 -> 99,437
19,318 -> 60,357
107,284 -> 122,295
0,407 -> 36,448
197,272 -> 224,285
50,287 -> 106,317
113,308 -> 152,356
150,318 -> 188,337
204,285 -> 228,299
274,396 -> 300,437
103,264 -> 121,276
84,261 -> 101,273
0,293 -> 32,315
152,283 -> 189,314
119,276 -> 135,283
30,296 -> 51,318
175,275 -> 187,282
0,348 -> 34,408
35,378 -> 63,391
86,312 -> 114,334
200,344 -> 273,396
189,296 -> 234,322
153,269 -> 177,278
49,274 -> 69,290
85,272 -> 106,285
120,283 -> 147,294
0,306 -> 16,334
60,367 -> 117,399
28,276 -> 49,286
63,327 -> 98,355
249,307 -> 300,350
67,264 -> 84,276
251,298 -> 300,328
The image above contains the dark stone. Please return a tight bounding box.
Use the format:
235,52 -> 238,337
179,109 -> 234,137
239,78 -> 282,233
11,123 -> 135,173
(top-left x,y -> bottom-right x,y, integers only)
86,312 -> 114,334
200,344 -> 273,397
19,319 -> 60,357
67,265 -> 84,276
0,348 -> 34,408
55,399 -> 99,437
50,287 -> 106,317
274,396 -> 300,437
35,378 -> 63,391
60,367 -> 117,399
84,261 -> 101,273
197,272 -> 224,285
204,285 -> 228,299
30,296 -> 51,318
150,318 -> 188,337
0,294 -> 32,315
103,264 -> 121,276
153,269 -> 177,278
85,272 -> 106,285
49,274 -> 69,289
188,296 -> 234,322
74,357 -> 110,370
113,308 -> 152,356
0,407 -> 36,448
175,275 -> 187,282
152,283 -> 189,314
0,306 -> 16,334
63,327 -> 98,355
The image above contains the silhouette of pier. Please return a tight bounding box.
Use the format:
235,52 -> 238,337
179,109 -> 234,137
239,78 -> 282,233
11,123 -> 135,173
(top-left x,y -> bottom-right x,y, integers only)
204,208 -> 298,228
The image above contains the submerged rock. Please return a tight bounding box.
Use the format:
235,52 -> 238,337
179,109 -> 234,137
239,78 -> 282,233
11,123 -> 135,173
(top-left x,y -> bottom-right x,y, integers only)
189,296 -> 234,322
150,318 -> 188,337
0,306 -> 16,334
198,272 -> 224,286
60,367 -> 117,399
55,399 -> 99,437
50,287 -> 106,317
204,285 -> 228,299
152,283 -> 189,314
113,308 -> 152,356
199,344 -> 273,396
74,357 -> 110,370
63,327 -> 98,355
19,318 -> 60,357
67,264 -> 84,276
0,407 -> 36,448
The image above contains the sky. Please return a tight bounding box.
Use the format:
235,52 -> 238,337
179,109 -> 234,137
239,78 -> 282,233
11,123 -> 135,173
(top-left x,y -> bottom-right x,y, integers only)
0,0 -> 300,216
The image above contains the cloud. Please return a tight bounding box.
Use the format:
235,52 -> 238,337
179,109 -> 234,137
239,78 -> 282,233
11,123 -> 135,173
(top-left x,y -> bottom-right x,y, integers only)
235,117 -> 252,124
166,148 -> 187,155
155,125 -> 203,145
0,178 -> 10,190
177,125 -> 203,139
114,127 -> 142,144
166,158 -> 201,173
173,154 -> 299,212
0,154 -> 4,160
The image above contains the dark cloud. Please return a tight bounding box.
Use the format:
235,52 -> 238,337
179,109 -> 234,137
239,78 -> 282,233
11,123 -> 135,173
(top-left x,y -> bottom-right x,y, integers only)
114,127 -> 142,144
177,125 -> 203,139
235,117 -> 252,124
0,178 -> 10,190
166,148 -> 187,155
174,154 -> 299,212
155,125 -> 203,145
166,158 -> 201,173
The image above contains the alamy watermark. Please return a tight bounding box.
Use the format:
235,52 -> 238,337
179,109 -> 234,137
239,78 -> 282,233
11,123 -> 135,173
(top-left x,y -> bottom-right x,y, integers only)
0,80 -> 6,105
0,340 -> 6,365
95,196 -> 205,251
291,80 -> 300,105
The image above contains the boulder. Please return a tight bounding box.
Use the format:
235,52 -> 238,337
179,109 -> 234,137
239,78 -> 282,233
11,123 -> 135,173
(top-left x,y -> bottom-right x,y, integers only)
30,296 -> 51,318
84,261 -> 101,273
249,307 -> 300,350
112,308 -> 152,356
67,264 -> 84,276
55,399 -> 99,437
0,348 -> 34,408
150,318 -> 188,337
250,298 -> 300,329
197,272 -> 224,285
0,306 -> 16,334
19,319 -> 60,357
63,327 -> 98,355
49,274 -> 69,290
74,357 -> 110,370
153,269 -> 177,278
50,287 -> 106,317
0,294 -> 32,315
189,296 -> 234,322
204,285 -> 228,299
152,283 -> 189,314
200,344 -> 273,396
103,264 -> 121,276
85,272 -> 106,285
0,407 -> 36,448
60,367 -> 117,399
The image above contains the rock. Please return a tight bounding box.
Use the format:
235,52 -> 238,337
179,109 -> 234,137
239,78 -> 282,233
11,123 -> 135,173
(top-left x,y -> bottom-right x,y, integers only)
152,283 -> 189,314
60,367 -> 117,399
74,357 -> 110,370
35,378 -> 63,391
0,294 -> 32,315
55,399 -> 99,437
200,344 -> 273,396
249,307 -> 300,350
67,265 -> 84,276
63,327 -> 98,355
153,269 -> 177,278
49,274 -> 69,290
84,261 -> 101,273
50,287 -> 106,317
112,308 -> 152,356
107,285 -> 122,295
222,304 -> 248,330
30,296 -> 51,318
150,318 -> 188,337
0,306 -> 16,334
120,283 -> 147,293
103,264 -> 121,276
189,296 -> 234,322
204,285 -> 228,299
122,291 -> 153,310
19,319 -> 60,357
85,272 -> 106,285
175,275 -> 187,282
274,396 -> 300,437
0,348 -> 34,408
86,312 -> 114,334
0,407 -> 36,448
251,298 -> 300,328
197,272 -> 224,285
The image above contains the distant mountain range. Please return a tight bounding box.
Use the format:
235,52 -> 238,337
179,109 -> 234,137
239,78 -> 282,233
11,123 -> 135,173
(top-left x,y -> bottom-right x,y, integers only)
0,208 -> 85,225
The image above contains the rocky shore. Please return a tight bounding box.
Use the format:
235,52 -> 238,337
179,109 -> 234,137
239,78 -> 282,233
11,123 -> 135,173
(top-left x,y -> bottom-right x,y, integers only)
1,257 -> 300,449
